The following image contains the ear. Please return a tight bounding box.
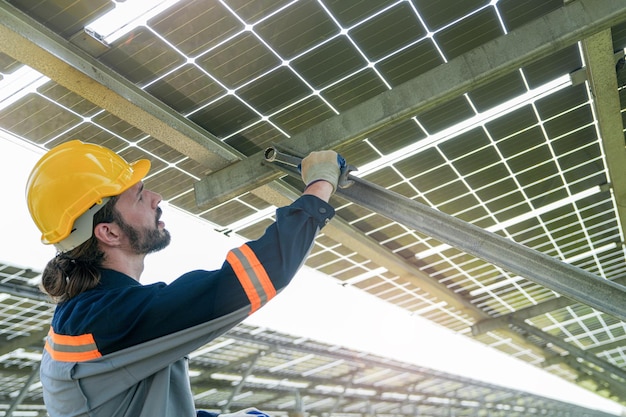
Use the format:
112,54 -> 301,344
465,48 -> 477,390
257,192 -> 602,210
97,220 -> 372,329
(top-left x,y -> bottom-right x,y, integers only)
93,222 -> 122,248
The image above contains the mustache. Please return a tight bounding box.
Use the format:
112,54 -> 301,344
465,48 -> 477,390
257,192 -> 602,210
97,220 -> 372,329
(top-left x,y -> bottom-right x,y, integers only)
156,207 -> 162,223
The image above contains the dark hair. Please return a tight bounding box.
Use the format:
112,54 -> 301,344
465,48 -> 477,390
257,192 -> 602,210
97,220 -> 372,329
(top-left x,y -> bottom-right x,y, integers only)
40,196 -> 119,303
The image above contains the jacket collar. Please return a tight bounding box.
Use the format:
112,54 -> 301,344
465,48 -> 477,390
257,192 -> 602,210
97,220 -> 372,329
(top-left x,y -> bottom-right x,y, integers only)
97,268 -> 141,290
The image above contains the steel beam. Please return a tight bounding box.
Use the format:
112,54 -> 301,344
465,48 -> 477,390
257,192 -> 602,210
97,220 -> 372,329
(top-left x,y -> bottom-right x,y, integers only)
221,352 -> 261,413
337,176 -> 626,323
290,390 -> 305,417
252,181 -> 486,322
251,170 -> 618,368
194,0 -> 626,207
265,151 -> 626,324
472,277 -> 626,336
554,355 -> 626,400
471,297 -> 574,336
0,282 -> 49,302
252,180 -> 553,356
582,30 -> 626,245
512,319 -> 626,383
5,362 -> 39,417
327,375 -> 354,416
570,357 -> 626,400
0,0 -> 241,170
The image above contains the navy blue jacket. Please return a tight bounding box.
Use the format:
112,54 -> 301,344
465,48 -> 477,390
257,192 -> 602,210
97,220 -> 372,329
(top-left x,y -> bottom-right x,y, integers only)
40,195 -> 334,417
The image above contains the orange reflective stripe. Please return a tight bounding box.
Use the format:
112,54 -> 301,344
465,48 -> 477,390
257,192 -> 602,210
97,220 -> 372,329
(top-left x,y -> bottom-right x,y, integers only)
49,330 -> 98,346
45,327 -> 102,362
238,244 -> 276,299
228,249 -> 261,311
227,243 -> 277,314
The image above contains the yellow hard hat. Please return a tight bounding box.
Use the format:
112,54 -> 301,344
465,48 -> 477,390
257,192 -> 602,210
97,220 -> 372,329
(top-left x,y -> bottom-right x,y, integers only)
26,140 -> 150,249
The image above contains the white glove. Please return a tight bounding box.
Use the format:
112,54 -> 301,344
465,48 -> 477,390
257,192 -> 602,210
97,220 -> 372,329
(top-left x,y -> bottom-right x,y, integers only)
300,150 -> 341,192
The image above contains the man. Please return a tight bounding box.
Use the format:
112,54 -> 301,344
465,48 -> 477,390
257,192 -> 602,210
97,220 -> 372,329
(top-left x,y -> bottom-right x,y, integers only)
26,140 -> 340,417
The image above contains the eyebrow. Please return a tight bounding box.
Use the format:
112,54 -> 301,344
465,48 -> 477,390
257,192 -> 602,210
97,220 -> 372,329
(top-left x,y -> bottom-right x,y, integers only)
136,183 -> 144,198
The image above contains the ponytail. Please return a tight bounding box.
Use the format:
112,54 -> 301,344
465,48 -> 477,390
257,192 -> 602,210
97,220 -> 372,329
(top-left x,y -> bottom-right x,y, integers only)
40,196 -> 119,303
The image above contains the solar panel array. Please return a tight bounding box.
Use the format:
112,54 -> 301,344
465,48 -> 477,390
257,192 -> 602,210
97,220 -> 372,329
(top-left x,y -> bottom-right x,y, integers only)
0,263 -> 619,417
0,0 -> 625,414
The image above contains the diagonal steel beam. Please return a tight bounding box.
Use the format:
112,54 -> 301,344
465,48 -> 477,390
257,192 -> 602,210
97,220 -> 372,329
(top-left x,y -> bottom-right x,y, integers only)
471,297 -> 574,336
0,282 -> 49,302
0,0 -> 241,170
253,181 -> 487,321
221,352 -> 262,413
472,278 -> 626,336
339,177 -> 626,323
194,0 -> 626,207
512,319 -> 626,383
251,181 -> 566,361
5,362 -> 39,417
263,151 -> 626,325
558,355 -> 626,400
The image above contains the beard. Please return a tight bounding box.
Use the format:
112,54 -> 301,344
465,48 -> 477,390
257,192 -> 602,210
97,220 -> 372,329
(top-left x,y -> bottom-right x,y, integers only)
115,208 -> 171,255
128,225 -> 171,255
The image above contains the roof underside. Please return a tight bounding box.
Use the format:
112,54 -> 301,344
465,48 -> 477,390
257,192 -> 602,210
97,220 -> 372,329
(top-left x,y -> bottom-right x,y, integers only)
1,0 -> 626,415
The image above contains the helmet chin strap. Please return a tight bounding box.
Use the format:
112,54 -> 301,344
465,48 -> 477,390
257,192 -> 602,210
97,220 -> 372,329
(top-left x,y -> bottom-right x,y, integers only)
54,197 -> 111,253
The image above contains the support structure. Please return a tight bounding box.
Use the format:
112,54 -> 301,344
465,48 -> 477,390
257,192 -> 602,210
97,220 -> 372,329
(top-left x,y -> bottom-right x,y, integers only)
582,29 -> 626,240
250,182 -> 548,359
289,390 -> 305,417
472,274 -> 626,335
266,152 -> 626,323
221,352 -> 262,413
512,319 -> 626,397
471,297 -> 574,336
1,0 -> 626,410
0,0 -> 241,170
0,283 -> 49,302
194,0 -> 626,207
5,363 -> 39,417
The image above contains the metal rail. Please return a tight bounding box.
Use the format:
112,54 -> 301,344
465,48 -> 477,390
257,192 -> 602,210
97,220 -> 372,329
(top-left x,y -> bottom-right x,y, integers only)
264,147 -> 626,323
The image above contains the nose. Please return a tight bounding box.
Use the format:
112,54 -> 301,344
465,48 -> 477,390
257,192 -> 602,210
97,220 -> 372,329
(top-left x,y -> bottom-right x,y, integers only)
149,189 -> 162,209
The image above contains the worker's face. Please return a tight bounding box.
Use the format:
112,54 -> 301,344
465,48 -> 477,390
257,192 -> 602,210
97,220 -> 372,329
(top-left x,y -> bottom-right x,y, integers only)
113,181 -> 171,254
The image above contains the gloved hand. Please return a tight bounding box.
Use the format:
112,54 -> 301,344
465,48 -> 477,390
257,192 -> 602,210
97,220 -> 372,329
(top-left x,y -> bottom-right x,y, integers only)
300,150 -> 342,193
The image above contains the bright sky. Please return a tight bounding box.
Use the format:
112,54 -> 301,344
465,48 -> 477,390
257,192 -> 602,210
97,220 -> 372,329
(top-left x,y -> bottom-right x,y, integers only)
1,134 -> 624,415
